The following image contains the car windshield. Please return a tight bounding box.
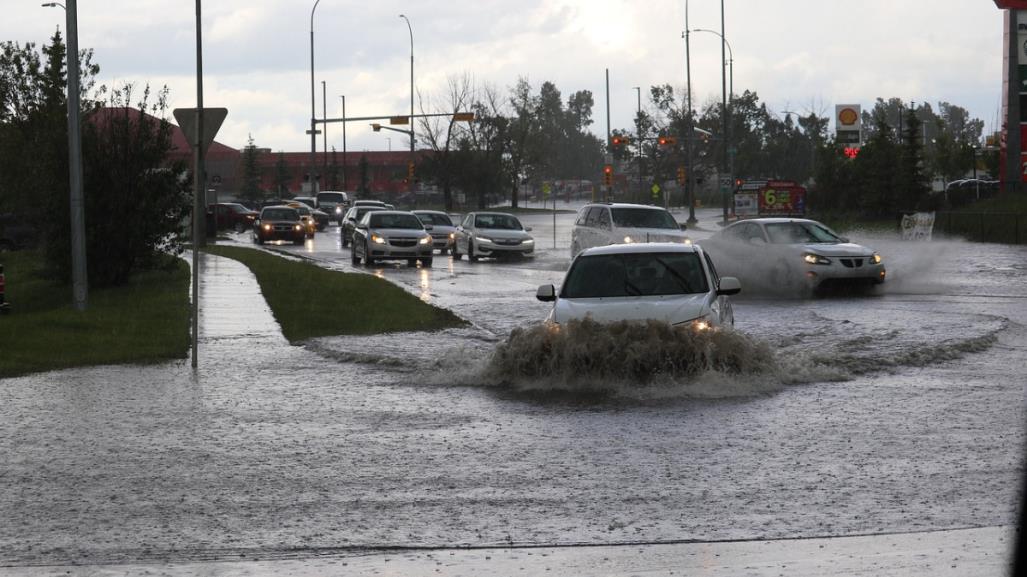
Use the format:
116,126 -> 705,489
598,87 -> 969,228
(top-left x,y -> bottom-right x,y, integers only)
317,192 -> 345,203
355,207 -> 383,220
610,207 -> 679,229
474,214 -> 522,230
765,222 -> 842,244
369,213 -> 424,229
562,252 -> 708,298
228,204 -> 249,214
416,212 -> 453,226
262,208 -> 298,221
292,206 -> 311,216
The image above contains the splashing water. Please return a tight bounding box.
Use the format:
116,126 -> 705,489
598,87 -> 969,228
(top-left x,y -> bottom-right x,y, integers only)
481,318 -> 777,397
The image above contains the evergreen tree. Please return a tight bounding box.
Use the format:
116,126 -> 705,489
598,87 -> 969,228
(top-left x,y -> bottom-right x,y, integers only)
896,107 -> 931,211
239,135 -> 263,204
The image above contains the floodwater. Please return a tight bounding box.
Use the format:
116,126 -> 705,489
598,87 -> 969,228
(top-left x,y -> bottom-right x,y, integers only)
0,206 -> 1023,574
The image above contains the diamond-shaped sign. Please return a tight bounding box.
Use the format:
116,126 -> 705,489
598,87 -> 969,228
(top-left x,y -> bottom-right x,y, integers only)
173,107 -> 228,151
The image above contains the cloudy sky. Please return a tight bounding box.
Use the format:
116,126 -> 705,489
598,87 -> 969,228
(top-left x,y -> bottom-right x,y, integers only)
4,1 -> 1005,153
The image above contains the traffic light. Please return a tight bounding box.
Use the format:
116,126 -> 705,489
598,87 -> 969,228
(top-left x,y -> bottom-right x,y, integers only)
407,161 -> 415,180
658,136 -> 677,146
676,167 -> 686,185
611,136 -> 631,147
734,178 -> 743,188
602,164 -> 613,186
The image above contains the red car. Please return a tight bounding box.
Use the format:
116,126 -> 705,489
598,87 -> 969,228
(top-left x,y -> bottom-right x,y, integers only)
210,203 -> 259,233
253,206 -> 306,245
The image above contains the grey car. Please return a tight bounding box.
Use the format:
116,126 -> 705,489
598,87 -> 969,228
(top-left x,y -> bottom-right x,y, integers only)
412,210 -> 457,254
453,212 -> 534,262
351,210 -> 434,267
340,205 -> 386,247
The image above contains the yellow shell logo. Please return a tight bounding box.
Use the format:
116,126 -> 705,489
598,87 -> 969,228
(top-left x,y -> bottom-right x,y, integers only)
838,108 -> 858,126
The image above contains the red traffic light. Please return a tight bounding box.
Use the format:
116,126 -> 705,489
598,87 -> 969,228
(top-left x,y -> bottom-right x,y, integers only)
603,164 -> 613,175
611,136 -> 631,146
658,136 -> 677,146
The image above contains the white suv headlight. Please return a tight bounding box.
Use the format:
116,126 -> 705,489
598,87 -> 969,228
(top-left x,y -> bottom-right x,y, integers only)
371,234 -> 387,245
419,235 -> 431,245
803,252 -> 831,265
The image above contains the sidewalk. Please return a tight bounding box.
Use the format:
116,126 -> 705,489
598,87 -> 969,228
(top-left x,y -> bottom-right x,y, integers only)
193,249 -> 287,351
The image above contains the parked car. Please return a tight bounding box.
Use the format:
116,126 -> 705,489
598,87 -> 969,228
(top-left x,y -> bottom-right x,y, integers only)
700,217 -> 886,294
209,203 -> 259,233
316,191 -> 351,224
341,205 -> 387,247
535,243 -> 740,329
253,206 -> 306,245
571,202 -> 690,257
350,210 -> 433,267
412,210 -> 457,254
452,212 -> 534,261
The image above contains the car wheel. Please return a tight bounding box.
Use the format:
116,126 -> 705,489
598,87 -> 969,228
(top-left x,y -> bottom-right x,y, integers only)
294,238 -> 304,245
467,240 -> 478,262
422,258 -> 433,268
364,242 -> 375,265
234,222 -> 245,233
254,235 -> 264,245
407,258 -> 417,267
439,247 -> 448,255
341,232 -> 349,248
351,244 -> 360,265
452,242 -> 461,260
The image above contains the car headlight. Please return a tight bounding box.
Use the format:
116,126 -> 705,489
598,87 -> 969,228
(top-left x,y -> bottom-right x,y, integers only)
419,235 -> 431,245
477,236 -> 493,243
803,252 -> 831,265
870,253 -> 882,264
623,236 -> 634,243
522,238 -> 534,244
371,234 -> 387,245
448,233 -> 455,239
682,238 -> 692,245
293,224 -> 302,231
334,207 -> 343,214
690,315 -> 712,331
263,224 -> 271,231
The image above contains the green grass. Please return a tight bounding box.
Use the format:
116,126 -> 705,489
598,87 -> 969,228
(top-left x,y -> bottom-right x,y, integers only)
0,252 -> 191,378
203,245 -> 467,342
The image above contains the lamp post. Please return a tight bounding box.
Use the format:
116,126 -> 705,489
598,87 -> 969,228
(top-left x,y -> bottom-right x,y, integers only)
633,86 -> 642,203
42,0 -> 87,311
321,80 -> 328,185
693,24 -> 733,222
340,95 -> 347,189
309,0 -> 321,193
683,0 -> 696,224
399,14 -> 414,200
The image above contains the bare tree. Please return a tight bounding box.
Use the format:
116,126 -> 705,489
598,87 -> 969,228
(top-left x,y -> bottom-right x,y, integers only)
417,74 -> 473,211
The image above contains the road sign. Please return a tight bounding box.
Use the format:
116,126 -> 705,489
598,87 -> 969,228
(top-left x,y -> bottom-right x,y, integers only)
650,183 -> 660,199
390,116 -> 410,125
719,176 -> 733,188
173,107 -> 227,150
542,182 -> 552,197
452,112 -> 475,122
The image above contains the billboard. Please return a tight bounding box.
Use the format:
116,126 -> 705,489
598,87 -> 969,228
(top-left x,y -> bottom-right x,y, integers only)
835,104 -> 861,145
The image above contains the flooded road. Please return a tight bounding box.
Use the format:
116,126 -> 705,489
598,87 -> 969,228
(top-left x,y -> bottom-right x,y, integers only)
0,206 -> 1023,572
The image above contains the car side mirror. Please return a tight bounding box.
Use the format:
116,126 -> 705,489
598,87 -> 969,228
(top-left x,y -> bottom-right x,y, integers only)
356,223 -> 367,230
253,219 -> 260,225
536,284 -> 556,302
525,226 -> 533,232
717,276 -> 742,296
424,224 -> 434,231
678,222 -> 687,231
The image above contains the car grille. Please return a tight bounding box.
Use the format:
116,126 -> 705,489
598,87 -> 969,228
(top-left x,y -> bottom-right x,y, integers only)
495,239 -> 522,246
840,258 -> 865,268
390,238 -> 418,247
273,224 -> 295,231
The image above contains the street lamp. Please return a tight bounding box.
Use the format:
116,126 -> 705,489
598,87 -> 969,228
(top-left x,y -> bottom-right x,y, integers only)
42,0 -> 87,311
693,11 -> 732,222
399,14 -> 414,199
633,86 -> 642,203
309,0 -> 322,193
692,29 -> 732,102
340,94 -> 347,189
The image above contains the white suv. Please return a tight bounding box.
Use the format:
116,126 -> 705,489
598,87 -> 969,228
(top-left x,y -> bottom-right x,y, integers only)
570,203 -> 690,257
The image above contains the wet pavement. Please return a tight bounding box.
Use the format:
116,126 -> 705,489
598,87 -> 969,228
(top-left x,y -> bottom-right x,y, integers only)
0,204 -> 1023,575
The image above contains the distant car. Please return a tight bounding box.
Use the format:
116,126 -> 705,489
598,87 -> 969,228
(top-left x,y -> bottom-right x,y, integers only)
350,210 -> 433,267
340,205 -> 387,247
292,196 -> 318,209
536,243 -> 740,329
286,202 -> 319,237
452,211 -> 534,261
353,199 -> 388,209
700,217 -> 886,294
412,210 -> 457,254
571,202 -> 690,257
253,206 -> 306,245
316,191 -> 351,224
209,203 -> 259,233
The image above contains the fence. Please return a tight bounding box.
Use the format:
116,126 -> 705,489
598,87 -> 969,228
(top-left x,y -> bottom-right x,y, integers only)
926,212 -> 1027,244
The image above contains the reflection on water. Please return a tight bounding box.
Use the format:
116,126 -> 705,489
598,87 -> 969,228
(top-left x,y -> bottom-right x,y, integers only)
418,268 -> 432,303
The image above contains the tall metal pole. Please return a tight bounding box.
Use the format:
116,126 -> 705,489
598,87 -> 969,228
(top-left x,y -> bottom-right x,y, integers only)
191,0 -> 204,368
719,0 -> 729,223
309,0 -> 321,193
634,86 -> 642,204
63,0 -> 87,311
400,14 -> 414,202
322,79 -> 327,185
341,95 -> 347,189
605,68 -> 611,202
684,0 -> 696,224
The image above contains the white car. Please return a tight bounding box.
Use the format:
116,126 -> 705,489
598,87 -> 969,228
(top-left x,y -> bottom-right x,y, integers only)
700,218 -> 886,294
453,212 -> 534,261
570,202 -> 690,257
412,210 -> 457,254
536,243 -> 740,329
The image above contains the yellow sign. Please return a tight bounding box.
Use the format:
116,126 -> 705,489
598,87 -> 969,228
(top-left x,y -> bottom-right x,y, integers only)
390,116 -> 409,125
453,112 -> 475,122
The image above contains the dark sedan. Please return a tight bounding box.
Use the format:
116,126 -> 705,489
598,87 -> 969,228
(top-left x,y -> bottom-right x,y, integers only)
253,206 -> 306,245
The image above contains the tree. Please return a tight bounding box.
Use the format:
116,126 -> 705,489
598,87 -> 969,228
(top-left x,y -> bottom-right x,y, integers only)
238,134 -> 263,205
417,74 -> 473,210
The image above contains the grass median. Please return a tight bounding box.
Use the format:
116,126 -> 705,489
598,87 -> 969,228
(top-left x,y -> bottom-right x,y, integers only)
202,245 -> 466,342
0,251 -> 191,379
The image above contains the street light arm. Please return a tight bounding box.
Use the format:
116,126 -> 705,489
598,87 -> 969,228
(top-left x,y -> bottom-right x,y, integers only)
692,28 -> 732,62
41,2 -> 66,8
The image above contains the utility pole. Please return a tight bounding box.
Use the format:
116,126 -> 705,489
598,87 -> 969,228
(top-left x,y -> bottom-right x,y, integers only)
322,80 -> 328,186
309,0 -> 321,193
67,1 -> 87,310
720,0 -> 729,223
340,95 -> 347,189
634,86 -> 642,204
684,0 -> 697,224
605,68 -> 611,202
